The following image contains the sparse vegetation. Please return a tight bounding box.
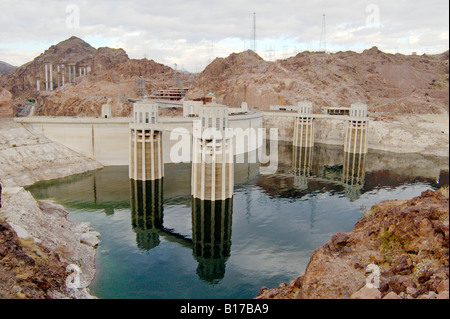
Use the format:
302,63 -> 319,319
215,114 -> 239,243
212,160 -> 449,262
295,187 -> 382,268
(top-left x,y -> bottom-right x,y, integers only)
378,227 -> 411,263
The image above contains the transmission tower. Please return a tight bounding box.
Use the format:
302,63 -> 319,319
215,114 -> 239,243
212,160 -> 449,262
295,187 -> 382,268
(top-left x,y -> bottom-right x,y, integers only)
251,12 -> 256,52
319,14 -> 326,52
137,76 -> 147,97
206,41 -> 214,64
112,71 -> 128,102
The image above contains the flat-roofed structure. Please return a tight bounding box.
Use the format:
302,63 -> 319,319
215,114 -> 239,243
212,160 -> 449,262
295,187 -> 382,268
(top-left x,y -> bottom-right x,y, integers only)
148,88 -> 189,101
322,106 -> 351,116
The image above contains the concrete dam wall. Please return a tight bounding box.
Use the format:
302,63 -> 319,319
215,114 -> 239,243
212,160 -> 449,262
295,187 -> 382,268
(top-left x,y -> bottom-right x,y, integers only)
16,111 -> 263,166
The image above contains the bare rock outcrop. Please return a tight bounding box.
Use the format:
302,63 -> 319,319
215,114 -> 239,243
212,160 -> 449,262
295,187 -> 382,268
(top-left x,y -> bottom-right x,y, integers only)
0,119 -> 102,298
92,47 -> 129,73
3,37 -> 447,117
0,36 -> 96,103
0,61 -> 17,75
4,37 -> 195,117
188,47 -> 448,114
0,219 -> 69,299
0,88 -> 13,118
0,120 -> 103,187
257,188 -> 449,299
0,189 -> 99,299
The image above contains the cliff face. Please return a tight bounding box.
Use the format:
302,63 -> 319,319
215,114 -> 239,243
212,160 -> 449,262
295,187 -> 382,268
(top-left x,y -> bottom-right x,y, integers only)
188,48 -> 449,113
92,47 -> 130,73
187,50 -> 281,108
257,188 -> 449,299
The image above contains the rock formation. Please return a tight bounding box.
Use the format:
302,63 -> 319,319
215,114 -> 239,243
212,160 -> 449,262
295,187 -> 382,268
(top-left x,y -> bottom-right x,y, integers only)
2,37 -> 448,118
0,219 -> 69,299
0,36 -> 96,98
0,119 -> 103,298
0,61 -> 17,75
0,36 -> 197,117
0,88 -> 13,118
187,47 -> 449,114
0,120 -> 103,187
256,188 -> 449,299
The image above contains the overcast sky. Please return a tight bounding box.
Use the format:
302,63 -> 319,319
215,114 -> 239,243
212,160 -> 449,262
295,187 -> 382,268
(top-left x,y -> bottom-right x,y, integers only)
0,0 -> 448,72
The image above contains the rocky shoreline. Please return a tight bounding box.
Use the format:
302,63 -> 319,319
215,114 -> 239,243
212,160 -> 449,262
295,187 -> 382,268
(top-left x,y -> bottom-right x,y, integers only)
256,188 -> 449,299
0,119 -> 103,298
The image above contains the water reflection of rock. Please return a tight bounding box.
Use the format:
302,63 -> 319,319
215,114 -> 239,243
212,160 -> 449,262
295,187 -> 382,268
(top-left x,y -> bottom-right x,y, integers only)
192,197 -> 233,284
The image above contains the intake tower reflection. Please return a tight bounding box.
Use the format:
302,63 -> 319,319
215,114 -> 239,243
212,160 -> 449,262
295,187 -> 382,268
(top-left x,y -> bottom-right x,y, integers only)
130,178 -> 164,250
129,180 -> 235,284
291,146 -> 367,200
192,198 -> 233,283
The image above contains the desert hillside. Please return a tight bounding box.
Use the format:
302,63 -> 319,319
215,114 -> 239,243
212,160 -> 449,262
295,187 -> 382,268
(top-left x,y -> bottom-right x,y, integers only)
187,48 -> 449,113
0,37 -> 195,117
0,37 -> 448,117
0,61 -> 17,75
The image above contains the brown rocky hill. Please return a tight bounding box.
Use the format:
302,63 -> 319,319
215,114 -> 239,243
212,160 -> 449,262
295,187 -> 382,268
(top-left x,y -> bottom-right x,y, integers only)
34,49 -> 195,117
187,47 -> 449,114
0,36 -> 96,98
0,219 -> 69,299
1,36 -> 448,117
0,88 -> 13,118
0,36 -> 195,117
0,61 -> 17,75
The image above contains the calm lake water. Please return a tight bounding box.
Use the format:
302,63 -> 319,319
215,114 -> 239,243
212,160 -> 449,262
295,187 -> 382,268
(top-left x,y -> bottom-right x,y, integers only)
27,142 -> 449,299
